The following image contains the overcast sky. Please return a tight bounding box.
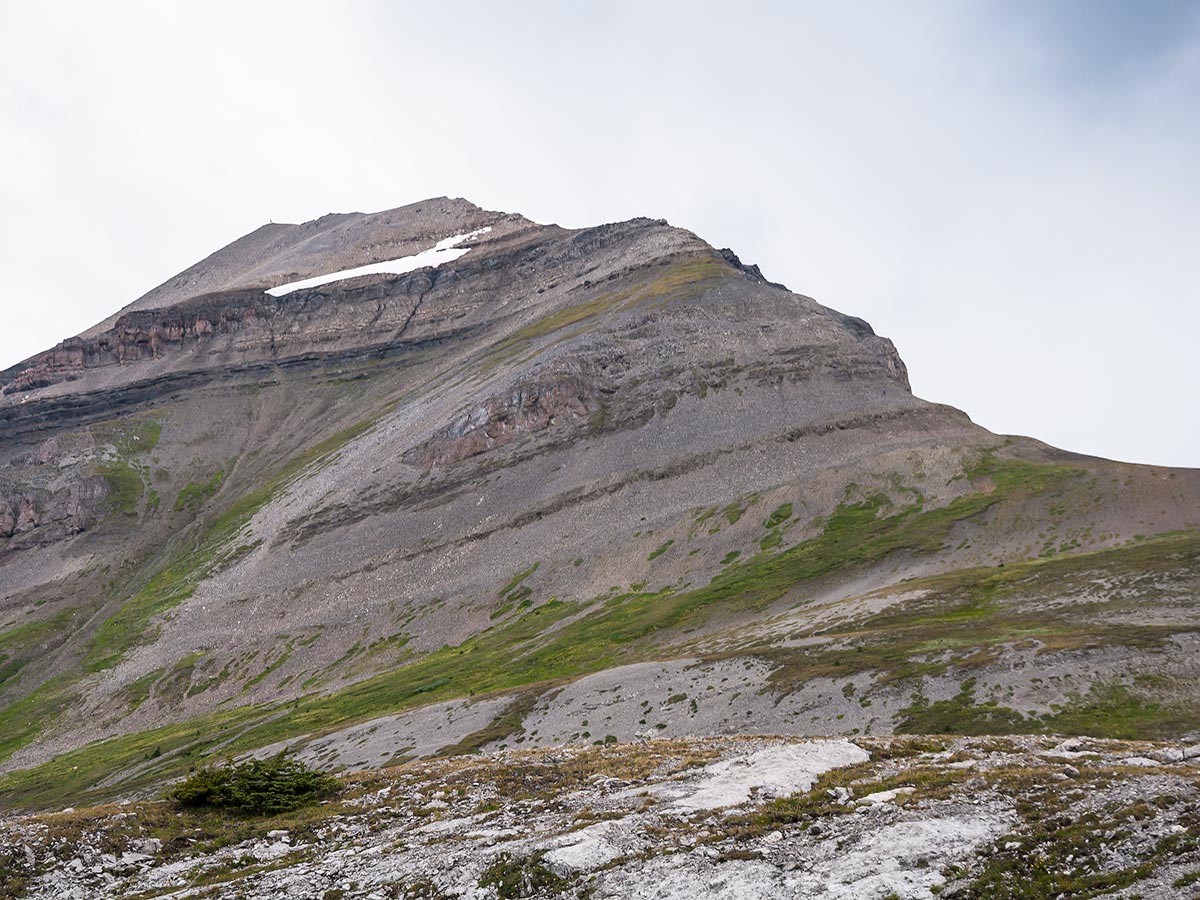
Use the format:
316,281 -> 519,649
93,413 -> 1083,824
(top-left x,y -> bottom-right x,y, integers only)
1,1 -> 1197,467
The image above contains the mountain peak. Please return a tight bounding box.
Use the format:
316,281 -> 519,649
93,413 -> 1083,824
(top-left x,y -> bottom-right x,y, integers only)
1,201 -> 1196,824
77,197 -> 513,339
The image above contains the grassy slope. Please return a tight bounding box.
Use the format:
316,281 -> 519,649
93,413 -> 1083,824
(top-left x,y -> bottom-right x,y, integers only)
0,411 -> 384,784
2,447 -> 1195,810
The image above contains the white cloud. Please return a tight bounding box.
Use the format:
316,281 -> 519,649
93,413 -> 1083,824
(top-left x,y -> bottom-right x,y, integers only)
1,0 -> 1196,466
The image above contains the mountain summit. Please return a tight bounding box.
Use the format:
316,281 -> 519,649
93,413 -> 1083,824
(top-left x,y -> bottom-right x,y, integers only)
0,199 -> 1197,812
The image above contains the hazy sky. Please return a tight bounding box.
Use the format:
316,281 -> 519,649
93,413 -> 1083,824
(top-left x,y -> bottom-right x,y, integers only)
2,1 -> 1197,466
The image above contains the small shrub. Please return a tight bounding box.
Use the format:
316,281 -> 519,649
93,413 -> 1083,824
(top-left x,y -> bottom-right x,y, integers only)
168,753 -> 339,815
479,852 -> 570,898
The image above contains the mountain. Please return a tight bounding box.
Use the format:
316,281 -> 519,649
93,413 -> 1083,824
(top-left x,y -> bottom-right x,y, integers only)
0,197 -> 1197,814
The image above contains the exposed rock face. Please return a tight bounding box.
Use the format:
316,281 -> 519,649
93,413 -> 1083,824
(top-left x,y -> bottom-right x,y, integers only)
0,428 -> 111,547
0,197 -> 1197,826
0,482 -> 107,541
411,374 -> 599,469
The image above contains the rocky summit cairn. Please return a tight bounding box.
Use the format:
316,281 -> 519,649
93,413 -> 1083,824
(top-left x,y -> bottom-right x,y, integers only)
0,199 -> 1197,898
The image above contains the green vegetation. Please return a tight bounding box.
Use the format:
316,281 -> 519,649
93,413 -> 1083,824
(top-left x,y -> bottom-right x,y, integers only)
960,770 -> 1197,898
499,563 -> 540,598
0,413 -> 385,774
759,502 -> 794,550
2,453 -> 1196,809
188,457 -> 1121,759
1039,681 -> 1198,740
648,539 -> 674,560
723,759 -> 965,841
478,851 -> 572,899
169,754 -> 340,815
121,668 -> 165,712
93,414 -> 163,515
761,529 -> 1200,725
437,690 -> 546,756
0,843 -> 32,898
493,563 -> 540,619
897,678 -> 1027,735
763,503 -> 793,529
244,638 -> 296,692
175,470 -> 225,513
0,677 -> 78,768
692,495 -> 757,537
83,415 -> 379,675
0,609 -> 74,690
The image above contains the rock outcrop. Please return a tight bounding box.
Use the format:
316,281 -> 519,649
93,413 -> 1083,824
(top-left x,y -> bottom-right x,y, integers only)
4,735 -> 1199,900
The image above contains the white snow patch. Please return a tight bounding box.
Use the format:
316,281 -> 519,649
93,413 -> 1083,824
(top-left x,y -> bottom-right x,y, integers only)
264,227 -> 491,297
649,740 -> 870,813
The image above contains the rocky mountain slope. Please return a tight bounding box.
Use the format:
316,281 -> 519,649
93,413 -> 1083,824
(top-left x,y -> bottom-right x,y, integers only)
0,197 -> 1197,822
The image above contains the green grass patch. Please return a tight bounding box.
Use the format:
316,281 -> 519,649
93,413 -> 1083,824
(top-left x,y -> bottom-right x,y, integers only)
763,503 -> 793,529
499,563 -> 540,598
897,678 -> 1028,735
244,639 -> 296,692
121,668 -> 165,712
648,540 -> 674,561
0,609 -> 76,690
175,470 -> 225,513
493,564 -> 540,619
436,690 -> 546,756
0,677 -> 77,767
1040,681 -> 1199,740
92,413 -> 164,516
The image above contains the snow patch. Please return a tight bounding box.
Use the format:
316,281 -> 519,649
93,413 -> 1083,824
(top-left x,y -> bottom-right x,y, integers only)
649,740 -> 870,813
265,227 -> 490,297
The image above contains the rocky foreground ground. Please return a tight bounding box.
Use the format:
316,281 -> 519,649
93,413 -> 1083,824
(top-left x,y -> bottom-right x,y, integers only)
2,734 -> 1199,900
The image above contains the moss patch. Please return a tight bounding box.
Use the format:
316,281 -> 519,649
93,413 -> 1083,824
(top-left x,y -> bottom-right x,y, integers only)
175,470 -> 225,513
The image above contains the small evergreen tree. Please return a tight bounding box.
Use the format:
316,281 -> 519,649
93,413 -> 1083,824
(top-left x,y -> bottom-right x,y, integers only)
169,753 -> 339,815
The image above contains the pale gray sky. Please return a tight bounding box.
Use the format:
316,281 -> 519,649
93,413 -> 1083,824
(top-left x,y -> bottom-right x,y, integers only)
2,1 -> 1197,466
